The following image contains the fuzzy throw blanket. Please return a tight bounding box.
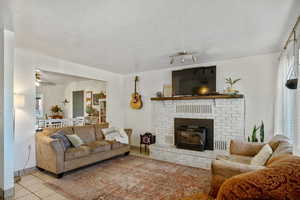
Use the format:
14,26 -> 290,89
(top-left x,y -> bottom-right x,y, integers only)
216,155 -> 300,200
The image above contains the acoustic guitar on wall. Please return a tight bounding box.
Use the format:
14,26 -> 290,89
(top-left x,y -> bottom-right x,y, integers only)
130,76 -> 143,109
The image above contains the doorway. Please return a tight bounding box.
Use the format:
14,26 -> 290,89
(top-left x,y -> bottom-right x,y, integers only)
73,90 -> 84,118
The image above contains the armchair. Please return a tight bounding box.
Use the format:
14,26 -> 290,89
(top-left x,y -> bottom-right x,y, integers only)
210,135 -> 292,198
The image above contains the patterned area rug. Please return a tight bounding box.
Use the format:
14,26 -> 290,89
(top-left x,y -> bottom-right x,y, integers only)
41,155 -> 211,200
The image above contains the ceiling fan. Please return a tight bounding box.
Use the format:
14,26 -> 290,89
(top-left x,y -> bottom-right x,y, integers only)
35,70 -> 56,87
169,51 -> 197,64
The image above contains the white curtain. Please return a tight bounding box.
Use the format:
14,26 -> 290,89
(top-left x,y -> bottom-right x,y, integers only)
294,28 -> 300,155
275,23 -> 300,155
274,42 -> 297,141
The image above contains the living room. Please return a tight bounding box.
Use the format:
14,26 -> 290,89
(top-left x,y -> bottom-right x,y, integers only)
0,0 -> 300,200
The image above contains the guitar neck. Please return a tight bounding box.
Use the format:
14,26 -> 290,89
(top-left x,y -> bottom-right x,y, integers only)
134,77 -> 138,94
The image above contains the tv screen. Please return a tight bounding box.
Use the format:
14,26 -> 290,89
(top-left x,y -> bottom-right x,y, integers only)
172,66 -> 216,96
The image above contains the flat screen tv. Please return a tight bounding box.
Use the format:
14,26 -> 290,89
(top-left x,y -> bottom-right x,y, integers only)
172,66 -> 216,96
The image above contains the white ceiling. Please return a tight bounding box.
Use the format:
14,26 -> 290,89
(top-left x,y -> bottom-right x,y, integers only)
39,70 -> 106,85
13,0 -> 300,74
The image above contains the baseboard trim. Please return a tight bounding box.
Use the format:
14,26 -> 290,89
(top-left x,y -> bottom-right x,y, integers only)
14,167 -> 37,177
0,187 -> 14,200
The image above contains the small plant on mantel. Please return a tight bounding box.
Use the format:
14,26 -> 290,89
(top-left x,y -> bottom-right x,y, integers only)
225,77 -> 241,95
248,121 -> 265,143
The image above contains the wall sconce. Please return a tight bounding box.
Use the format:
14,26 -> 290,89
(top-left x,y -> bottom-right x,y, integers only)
62,98 -> 70,106
14,94 -> 25,109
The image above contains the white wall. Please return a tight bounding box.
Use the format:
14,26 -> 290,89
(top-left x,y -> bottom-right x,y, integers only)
123,53 -> 279,146
37,84 -> 66,117
14,47 -> 124,171
0,29 -> 15,191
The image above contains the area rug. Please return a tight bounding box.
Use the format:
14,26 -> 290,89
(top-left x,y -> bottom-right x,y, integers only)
40,155 -> 211,200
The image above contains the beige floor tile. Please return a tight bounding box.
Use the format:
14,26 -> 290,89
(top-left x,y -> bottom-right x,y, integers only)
43,193 -> 68,200
19,176 -> 43,188
15,184 -> 24,192
15,188 -> 31,199
26,183 -> 49,193
19,175 -> 36,182
16,193 -> 40,200
32,188 -> 56,198
32,173 -> 56,183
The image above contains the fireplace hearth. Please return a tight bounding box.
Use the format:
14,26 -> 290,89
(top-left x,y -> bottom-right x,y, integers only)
174,118 -> 214,151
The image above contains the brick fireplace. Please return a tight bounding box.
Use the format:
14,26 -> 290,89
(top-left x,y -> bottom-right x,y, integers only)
149,96 -> 245,169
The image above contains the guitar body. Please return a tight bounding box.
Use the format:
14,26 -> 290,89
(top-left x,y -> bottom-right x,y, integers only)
130,76 -> 143,109
130,93 -> 143,109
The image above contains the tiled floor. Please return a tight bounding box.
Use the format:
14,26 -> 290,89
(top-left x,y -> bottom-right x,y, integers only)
15,173 -> 68,200
15,147 -> 148,200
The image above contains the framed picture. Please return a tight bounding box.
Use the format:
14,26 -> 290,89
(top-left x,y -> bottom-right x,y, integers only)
163,84 -> 172,97
93,93 -> 101,105
86,91 -> 93,106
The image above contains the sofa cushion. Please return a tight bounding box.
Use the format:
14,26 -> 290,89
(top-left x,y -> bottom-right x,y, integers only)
267,142 -> 293,165
216,154 -> 252,165
73,125 -> 96,143
43,126 -> 73,136
268,135 -> 289,151
65,146 -> 90,161
250,144 -> 273,166
107,140 -> 127,150
269,135 -> 290,143
94,124 -> 105,141
85,141 -> 111,153
230,140 -> 264,157
60,127 -> 74,135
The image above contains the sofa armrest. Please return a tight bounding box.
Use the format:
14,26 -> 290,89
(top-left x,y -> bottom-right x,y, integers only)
209,159 -> 265,198
212,159 -> 265,179
124,129 -> 132,146
230,140 -> 264,156
36,135 -> 65,174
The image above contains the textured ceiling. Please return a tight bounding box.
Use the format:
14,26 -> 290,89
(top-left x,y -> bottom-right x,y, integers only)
39,70 -> 106,85
12,0 -> 300,74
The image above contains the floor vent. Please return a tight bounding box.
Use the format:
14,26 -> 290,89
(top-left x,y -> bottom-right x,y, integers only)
214,140 -> 227,151
176,104 -> 213,114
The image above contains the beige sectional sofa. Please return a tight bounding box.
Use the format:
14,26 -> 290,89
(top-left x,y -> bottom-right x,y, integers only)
36,123 -> 131,178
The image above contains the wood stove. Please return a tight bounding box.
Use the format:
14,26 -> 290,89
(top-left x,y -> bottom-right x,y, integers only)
174,118 -> 214,151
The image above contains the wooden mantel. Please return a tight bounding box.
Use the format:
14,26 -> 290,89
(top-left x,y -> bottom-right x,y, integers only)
150,94 -> 244,101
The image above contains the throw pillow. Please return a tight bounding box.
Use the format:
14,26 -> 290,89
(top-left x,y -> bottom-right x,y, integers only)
105,131 -> 121,141
118,129 -> 129,144
50,129 -> 72,150
66,134 -> 84,148
102,127 -> 116,135
268,141 -> 280,151
250,144 -> 273,166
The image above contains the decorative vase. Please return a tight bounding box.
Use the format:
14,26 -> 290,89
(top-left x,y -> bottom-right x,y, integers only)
224,87 -> 239,95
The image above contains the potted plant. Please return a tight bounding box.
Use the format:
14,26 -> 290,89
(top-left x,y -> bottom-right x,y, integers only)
225,77 -> 241,95
248,121 -> 265,143
86,106 -> 97,116
50,105 -> 63,119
